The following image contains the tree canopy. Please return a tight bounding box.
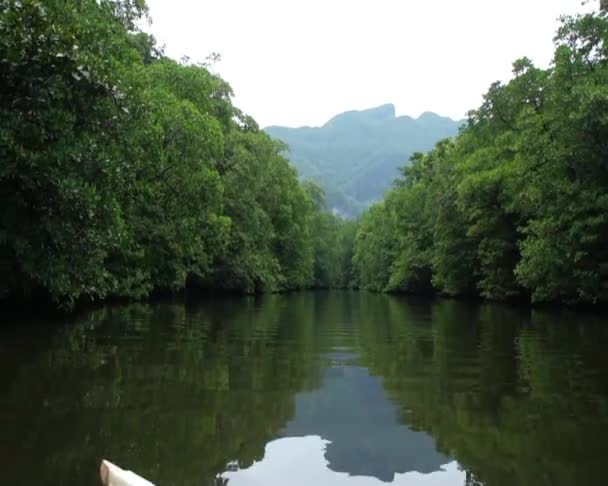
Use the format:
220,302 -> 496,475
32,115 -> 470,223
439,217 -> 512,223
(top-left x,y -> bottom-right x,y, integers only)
352,2 -> 608,305
2,0 -> 607,309
0,0 -> 353,309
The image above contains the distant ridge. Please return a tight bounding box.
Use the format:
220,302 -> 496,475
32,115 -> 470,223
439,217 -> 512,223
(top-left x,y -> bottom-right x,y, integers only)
265,104 -> 462,216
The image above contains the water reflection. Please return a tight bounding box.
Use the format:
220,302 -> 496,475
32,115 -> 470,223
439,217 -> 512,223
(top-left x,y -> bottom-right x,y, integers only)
1,292 -> 608,485
224,436 -> 463,486
285,355 -> 450,481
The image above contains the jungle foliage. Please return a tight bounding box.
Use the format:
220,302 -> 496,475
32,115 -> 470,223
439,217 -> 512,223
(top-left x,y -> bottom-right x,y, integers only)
3,0 -> 607,309
353,3 -> 608,304
0,0 -> 353,308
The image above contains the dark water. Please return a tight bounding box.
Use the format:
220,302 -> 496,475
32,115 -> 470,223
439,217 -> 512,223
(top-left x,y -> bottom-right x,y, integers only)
2,291 -> 608,486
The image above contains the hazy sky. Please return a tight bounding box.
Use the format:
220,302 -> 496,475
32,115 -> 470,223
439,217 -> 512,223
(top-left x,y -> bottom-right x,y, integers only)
143,0 -> 590,128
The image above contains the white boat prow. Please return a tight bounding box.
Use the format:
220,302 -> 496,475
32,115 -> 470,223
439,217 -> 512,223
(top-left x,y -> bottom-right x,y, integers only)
100,460 -> 155,486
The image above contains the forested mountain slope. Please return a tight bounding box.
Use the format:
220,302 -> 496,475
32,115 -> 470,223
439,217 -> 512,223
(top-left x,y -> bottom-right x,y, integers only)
265,104 -> 462,216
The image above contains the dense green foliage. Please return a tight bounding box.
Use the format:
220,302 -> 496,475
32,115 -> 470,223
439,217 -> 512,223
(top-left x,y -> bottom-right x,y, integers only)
265,105 -> 461,216
0,0 -> 353,308
3,0 -> 606,309
353,4 -> 608,305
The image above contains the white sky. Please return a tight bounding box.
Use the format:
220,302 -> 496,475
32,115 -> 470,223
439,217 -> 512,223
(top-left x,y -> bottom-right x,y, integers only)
143,0 -> 591,128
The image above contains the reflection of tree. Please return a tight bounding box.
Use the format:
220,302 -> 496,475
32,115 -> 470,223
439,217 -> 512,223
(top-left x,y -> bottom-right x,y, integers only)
2,293 -> 331,485
4,293 -> 608,485
356,297 -> 608,486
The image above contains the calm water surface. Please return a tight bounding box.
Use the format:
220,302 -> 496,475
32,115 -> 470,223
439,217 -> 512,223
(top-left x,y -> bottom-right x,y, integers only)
1,291 -> 608,485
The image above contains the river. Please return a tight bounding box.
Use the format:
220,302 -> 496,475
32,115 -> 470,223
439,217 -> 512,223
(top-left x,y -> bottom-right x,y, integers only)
2,291 -> 607,485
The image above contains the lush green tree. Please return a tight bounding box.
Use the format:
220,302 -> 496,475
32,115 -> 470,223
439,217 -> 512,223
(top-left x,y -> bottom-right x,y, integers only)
0,0 -> 148,304
336,219 -> 358,288
208,132 -> 315,292
109,59 -> 229,297
352,202 -> 396,292
514,8 -> 608,303
304,183 -> 353,289
0,0 -> 348,308
386,159 -> 434,294
353,1 -> 608,305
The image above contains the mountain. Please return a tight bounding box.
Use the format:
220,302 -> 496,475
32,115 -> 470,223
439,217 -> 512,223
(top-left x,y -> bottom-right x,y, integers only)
265,104 -> 463,216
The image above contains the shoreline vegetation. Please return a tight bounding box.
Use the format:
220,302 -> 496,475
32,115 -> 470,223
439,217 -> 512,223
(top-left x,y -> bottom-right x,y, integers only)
1,0 -> 607,311
353,2 -> 608,306
0,0 -> 357,310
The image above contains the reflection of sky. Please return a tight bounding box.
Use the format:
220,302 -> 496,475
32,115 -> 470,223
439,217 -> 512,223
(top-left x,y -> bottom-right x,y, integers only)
224,436 -> 465,486
285,362 -> 450,481
223,351 -> 461,484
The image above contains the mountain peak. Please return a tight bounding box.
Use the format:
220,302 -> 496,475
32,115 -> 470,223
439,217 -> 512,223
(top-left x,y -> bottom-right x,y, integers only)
324,104 -> 395,128
417,111 -> 441,120
264,105 -> 461,217
363,103 -> 396,120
